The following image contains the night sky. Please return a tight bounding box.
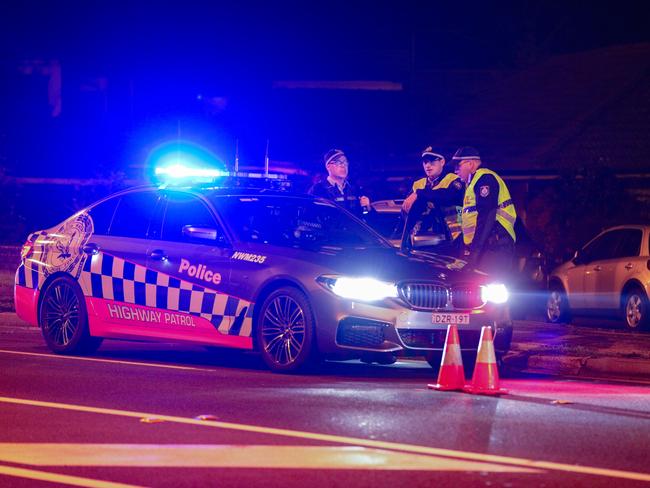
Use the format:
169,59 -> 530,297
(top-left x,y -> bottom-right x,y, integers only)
3,2 -> 647,75
1,1 -> 648,177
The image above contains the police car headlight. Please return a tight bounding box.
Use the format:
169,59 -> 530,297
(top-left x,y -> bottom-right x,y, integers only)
317,276 -> 398,302
481,283 -> 509,304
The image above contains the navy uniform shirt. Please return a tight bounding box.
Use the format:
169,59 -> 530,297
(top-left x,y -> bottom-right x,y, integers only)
308,179 -> 365,217
413,173 -> 465,208
409,173 -> 465,240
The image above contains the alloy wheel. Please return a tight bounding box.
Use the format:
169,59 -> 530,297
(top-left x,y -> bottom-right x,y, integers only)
625,294 -> 643,329
261,295 -> 306,366
546,290 -> 563,322
42,282 -> 81,346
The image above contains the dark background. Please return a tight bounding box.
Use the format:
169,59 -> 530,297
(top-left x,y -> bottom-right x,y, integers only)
0,1 -> 649,258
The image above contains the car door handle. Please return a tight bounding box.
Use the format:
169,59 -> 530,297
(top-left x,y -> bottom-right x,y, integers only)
148,249 -> 168,261
82,243 -> 99,255
624,263 -> 633,270
593,265 -> 602,271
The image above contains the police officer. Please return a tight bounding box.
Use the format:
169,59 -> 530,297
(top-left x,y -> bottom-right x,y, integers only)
308,149 -> 371,218
454,146 -> 517,277
401,147 -> 465,248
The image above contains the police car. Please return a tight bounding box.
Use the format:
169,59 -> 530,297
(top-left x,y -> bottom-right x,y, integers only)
14,169 -> 513,372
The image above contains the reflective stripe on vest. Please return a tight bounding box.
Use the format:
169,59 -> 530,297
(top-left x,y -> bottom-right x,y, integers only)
411,174 -> 463,240
462,168 -> 516,245
412,177 -> 427,192
411,173 -> 458,192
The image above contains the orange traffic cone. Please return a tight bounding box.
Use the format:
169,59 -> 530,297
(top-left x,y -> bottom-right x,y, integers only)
428,324 -> 465,391
464,326 -> 507,395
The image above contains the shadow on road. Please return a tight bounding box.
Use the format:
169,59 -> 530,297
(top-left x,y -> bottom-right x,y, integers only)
89,340 -> 439,380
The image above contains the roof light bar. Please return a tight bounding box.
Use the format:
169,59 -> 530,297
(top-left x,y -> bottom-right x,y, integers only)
155,164 -> 225,179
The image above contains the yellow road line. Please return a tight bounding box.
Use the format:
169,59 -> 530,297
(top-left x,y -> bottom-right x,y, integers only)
0,444 -> 537,472
0,349 -> 212,372
0,464 -> 142,488
1,396 -> 649,482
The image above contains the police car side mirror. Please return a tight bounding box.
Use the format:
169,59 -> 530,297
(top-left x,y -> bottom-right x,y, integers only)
182,225 -> 218,241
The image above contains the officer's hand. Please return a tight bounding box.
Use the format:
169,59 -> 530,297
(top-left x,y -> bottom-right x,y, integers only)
402,193 -> 417,213
359,196 -> 370,208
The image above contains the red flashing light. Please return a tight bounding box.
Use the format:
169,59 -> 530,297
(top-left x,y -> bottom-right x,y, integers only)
20,240 -> 34,261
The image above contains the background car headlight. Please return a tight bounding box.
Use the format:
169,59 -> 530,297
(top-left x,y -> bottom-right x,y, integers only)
481,283 -> 509,304
317,276 -> 398,302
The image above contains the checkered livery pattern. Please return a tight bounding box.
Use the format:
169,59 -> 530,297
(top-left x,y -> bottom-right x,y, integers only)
16,233 -> 255,337
15,231 -> 51,291
83,252 -> 254,337
15,262 -> 44,291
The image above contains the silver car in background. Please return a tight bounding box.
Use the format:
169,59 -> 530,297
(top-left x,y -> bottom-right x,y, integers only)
547,225 -> 650,330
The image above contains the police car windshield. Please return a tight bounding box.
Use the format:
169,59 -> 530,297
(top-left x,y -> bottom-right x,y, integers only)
214,195 -> 388,250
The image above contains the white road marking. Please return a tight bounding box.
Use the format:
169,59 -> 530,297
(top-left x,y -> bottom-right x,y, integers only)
0,463 -> 142,488
0,349 -> 212,371
1,396 -> 649,481
0,444 -> 536,472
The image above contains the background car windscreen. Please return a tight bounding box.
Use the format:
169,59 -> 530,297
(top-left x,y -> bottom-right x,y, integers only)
214,196 -> 388,250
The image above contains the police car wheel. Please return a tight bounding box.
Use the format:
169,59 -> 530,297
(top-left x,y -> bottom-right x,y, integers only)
39,275 -> 102,354
256,287 -> 315,373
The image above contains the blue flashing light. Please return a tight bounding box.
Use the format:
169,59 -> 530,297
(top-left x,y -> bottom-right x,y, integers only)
147,140 -> 226,185
146,140 -> 292,190
155,165 -> 225,179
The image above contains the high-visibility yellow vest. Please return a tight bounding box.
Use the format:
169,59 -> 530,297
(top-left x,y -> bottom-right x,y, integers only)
462,168 -> 516,245
411,174 -> 463,240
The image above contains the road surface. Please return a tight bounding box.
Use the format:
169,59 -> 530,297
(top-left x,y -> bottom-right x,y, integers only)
0,313 -> 649,487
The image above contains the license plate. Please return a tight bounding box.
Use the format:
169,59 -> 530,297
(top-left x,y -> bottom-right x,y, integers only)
431,313 -> 470,325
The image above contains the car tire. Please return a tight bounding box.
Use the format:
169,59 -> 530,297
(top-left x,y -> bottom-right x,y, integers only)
255,287 -> 316,373
622,287 -> 649,331
39,275 -> 103,354
546,285 -> 571,324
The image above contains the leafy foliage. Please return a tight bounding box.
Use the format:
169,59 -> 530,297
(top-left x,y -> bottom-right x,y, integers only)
526,163 -> 646,264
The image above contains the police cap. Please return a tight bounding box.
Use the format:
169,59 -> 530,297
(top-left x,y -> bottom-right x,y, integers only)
324,148 -> 346,166
451,146 -> 481,162
421,146 -> 445,163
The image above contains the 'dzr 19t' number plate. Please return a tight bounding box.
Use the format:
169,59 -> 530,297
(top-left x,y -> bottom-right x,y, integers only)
431,313 -> 470,325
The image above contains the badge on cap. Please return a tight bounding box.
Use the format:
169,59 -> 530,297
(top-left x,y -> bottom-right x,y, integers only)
479,185 -> 490,197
